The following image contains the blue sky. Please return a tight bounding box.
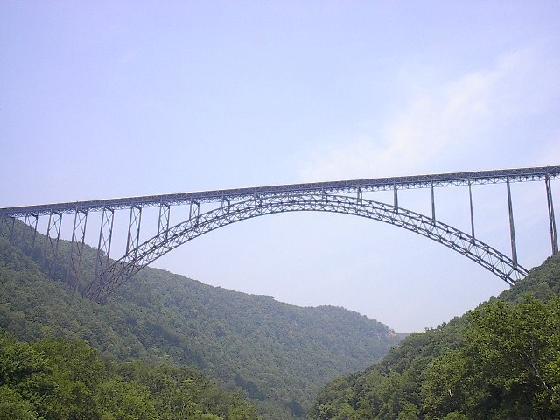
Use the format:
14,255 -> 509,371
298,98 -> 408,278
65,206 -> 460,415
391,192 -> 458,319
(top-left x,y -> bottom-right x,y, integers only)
1,1 -> 559,331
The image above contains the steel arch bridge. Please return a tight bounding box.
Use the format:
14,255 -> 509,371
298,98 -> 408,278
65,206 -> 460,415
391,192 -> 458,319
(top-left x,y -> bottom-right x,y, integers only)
1,165 -> 558,303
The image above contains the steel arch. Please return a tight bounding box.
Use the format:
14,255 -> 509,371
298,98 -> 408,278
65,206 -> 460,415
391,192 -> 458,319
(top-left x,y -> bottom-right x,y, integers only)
87,193 -> 528,302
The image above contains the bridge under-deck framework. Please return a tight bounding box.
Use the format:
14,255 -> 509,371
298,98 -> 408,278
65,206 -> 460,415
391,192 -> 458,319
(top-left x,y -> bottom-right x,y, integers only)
0,165 -> 558,302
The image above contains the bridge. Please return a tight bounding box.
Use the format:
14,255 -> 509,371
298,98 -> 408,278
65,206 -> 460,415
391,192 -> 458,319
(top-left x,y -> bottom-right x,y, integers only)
1,165 -> 558,303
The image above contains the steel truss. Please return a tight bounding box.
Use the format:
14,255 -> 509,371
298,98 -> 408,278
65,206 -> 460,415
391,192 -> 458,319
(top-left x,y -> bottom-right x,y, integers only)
0,215 -> 38,249
1,165 -> 556,303
45,212 -> 63,277
88,193 -> 528,302
158,204 -> 171,238
23,214 -> 39,248
126,206 -> 142,255
2,165 -> 559,217
87,207 -> 114,297
67,209 -> 88,290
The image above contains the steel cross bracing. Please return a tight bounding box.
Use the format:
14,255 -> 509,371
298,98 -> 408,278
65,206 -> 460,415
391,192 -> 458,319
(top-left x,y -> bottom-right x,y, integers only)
45,212 -> 63,277
89,207 -> 114,297
0,165 -> 557,302
87,193 -> 528,302
1,165 -> 559,218
23,214 -> 39,248
67,209 -> 88,291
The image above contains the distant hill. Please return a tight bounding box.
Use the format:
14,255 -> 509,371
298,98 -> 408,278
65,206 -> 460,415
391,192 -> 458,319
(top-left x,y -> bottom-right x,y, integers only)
0,222 -> 400,418
311,254 -> 560,419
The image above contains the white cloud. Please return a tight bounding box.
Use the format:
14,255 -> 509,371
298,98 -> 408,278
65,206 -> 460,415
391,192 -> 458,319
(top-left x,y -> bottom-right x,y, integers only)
300,47 -> 560,181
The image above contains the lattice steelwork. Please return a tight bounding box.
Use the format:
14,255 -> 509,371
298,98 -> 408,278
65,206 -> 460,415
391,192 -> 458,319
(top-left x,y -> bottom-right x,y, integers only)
0,165 -> 558,303
189,201 -> 200,223
88,207 -> 114,297
67,209 -> 89,291
45,212 -> 63,277
158,204 -> 171,238
2,165 -> 558,217
126,206 -> 142,255
89,193 -> 528,302
23,213 -> 39,248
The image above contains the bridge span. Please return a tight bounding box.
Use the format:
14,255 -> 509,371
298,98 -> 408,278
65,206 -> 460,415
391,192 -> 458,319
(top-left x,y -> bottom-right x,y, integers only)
1,165 -> 558,302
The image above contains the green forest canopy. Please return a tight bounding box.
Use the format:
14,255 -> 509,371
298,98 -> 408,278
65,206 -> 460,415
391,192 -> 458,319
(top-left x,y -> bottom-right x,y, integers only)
0,222 -> 400,419
0,333 -> 257,420
311,254 -> 560,419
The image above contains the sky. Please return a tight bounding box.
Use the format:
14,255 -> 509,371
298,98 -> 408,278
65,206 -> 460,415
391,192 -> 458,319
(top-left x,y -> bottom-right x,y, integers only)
1,1 -> 559,331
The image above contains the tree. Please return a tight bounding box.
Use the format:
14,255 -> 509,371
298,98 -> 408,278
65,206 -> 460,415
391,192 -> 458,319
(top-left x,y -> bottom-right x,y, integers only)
422,296 -> 560,419
0,386 -> 37,420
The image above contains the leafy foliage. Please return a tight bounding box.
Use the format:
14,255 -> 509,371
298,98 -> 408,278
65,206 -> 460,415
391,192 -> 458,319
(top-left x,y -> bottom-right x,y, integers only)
311,254 -> 560,419
0,333 -> 257,419
0,222 -> 399,418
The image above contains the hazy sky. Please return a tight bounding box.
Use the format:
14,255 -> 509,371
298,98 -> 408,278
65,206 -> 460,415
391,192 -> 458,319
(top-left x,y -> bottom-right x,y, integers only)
1,1 -> 559,331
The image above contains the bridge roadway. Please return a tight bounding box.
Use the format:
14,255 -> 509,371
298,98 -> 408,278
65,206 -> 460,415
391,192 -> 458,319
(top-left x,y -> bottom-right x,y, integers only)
2,165 -> 559,217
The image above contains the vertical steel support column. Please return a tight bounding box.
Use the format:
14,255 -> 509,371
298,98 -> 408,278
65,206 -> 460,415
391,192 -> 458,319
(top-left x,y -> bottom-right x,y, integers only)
67,209 -> 88,290
468,181 -> 475,239
95,207 -> 115,283
507,179 -> 518,265
158,204 -> 171,239
357,187 -> 362,205
24,214 -> 39,248
189,201 -> 200,226
45,212 -> 63,277
32,214 -> 39,246
126,206 -> 142,256
254,193 -> 263,207
430,182 -> 436,222
321,189 -> 328,204
221,197 -> 230,213
545,176 -> 558,255
45,214 -> 52,242
393,185 -> 398,213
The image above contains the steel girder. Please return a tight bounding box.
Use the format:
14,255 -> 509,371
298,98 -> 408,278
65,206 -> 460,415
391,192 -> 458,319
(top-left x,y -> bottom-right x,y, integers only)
88,193 -> 528,302
2,165 -> 558,217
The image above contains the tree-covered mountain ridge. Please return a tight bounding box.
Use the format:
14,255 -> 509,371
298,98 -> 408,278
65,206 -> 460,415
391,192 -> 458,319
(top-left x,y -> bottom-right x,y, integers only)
0,222 -> 401,418
0,333 -> 258,419
311,254 -> 560,419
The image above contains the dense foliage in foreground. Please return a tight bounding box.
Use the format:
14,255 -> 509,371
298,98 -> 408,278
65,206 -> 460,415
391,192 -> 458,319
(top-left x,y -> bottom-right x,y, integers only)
0,333 -> 257,420
0,223 -> 400,418
311,255 -> 560,419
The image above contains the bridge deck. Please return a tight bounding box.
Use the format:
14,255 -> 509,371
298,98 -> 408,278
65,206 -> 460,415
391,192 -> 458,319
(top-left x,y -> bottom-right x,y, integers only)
1,165 -> 559,217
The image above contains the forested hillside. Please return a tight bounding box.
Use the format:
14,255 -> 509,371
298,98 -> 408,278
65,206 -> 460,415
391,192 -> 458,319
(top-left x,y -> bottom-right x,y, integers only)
0,222 -> 400,418
0,333 -> 257,419
311,255 -> 560,419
